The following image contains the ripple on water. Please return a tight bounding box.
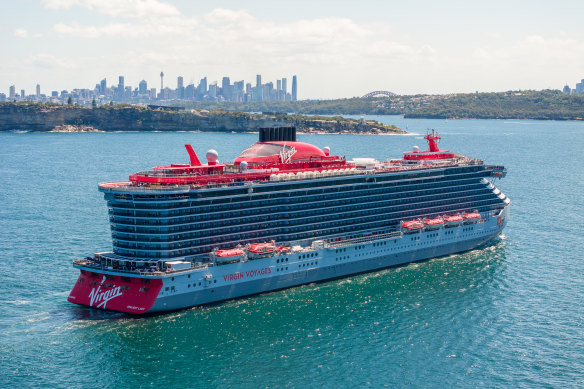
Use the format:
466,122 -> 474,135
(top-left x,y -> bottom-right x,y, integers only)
1,126 -> 584,388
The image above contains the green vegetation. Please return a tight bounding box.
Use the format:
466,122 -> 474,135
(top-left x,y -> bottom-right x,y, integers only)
177,90 -> 584,120
404,90 -> 584,120
178,98 -> 404,115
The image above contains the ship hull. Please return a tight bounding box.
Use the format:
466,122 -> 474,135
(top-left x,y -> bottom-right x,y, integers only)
69,205 -> 509,314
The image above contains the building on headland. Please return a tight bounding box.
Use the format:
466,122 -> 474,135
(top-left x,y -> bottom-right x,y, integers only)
563,78 -> 584,95
576,80 -> 584,95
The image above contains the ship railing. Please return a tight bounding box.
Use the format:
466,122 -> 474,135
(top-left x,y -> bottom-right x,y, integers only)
326,230 -> 403,248
73,257 -> 209,276
99,182 -> 191,192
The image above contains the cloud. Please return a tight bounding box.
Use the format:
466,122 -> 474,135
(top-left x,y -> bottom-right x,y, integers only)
42,0 -> 179,18
26,54 -> 72,69
50,8 -> 428,67
14,28 -> 29,38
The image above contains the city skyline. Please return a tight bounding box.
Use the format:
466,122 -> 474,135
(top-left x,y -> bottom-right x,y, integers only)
3,1 -> 584,98
1,72 -> 298,104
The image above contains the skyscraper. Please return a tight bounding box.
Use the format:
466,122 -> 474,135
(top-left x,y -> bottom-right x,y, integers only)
256,74 -> 262,101
9,85 -> 15,99
100,78 -> 106,95
160,71 -> 164,91
198,77 -> 207,97
21,89 -> 25,99
292,75 -> 297,101
222,77 -> 231,100
139,80 -> 148,95
36,84 -> 41,97
282,78 -> 287,95
208,82 -> 217,99
185,83 -> 195,99
118,76 -> 125,89
576,79 -> 584,95
563,85 -> 571,94
177,76 -> 184,99
276,80 -> 281,101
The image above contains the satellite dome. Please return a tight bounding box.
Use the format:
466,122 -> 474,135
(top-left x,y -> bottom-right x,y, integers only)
412,146 -> 419,153
240,160 -> 248,171
323,146 -> 330,156
206,149 -> 219,164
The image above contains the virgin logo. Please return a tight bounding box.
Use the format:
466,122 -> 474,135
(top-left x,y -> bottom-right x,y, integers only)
89,276 -> 123,309
279,146 -> 297,163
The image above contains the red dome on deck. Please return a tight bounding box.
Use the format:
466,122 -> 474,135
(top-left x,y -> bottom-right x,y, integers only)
234,141 -> 326,164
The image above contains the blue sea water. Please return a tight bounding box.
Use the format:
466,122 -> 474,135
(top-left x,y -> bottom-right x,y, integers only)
0,117 -> 583,388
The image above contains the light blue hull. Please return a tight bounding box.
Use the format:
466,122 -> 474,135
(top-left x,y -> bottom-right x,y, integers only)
148,205 -> 509,312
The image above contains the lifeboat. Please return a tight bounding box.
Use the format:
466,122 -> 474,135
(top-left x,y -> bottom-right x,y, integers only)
443,215 -> 463,227
462,212 -> 481,224
247,242 -> 278,259
423,217 -> 444,230
214,248 -> 245,264
401,220 -> 424,233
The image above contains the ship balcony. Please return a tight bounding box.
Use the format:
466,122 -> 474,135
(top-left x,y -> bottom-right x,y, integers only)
109,198 -> 505,248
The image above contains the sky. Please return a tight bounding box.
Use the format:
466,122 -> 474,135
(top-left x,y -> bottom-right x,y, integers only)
2,0 -> 584,99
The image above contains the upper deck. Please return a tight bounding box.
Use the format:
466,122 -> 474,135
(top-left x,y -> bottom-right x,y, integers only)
99,127 -> 505,194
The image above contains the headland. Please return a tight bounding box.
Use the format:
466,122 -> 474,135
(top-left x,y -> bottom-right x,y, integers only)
0,102 -> 404,134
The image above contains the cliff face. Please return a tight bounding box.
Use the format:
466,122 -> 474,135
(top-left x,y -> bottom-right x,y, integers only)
0,103 -> 403,133
0,104 -> 282,132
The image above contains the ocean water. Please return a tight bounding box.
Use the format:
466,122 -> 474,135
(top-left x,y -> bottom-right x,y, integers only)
0,117 -> 583,388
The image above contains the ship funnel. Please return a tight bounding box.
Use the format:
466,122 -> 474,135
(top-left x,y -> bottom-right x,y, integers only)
259,127 -> 296,142
185,144 -> 202,166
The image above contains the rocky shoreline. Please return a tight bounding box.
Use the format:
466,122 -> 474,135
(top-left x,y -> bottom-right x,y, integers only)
49,124 -> 103,132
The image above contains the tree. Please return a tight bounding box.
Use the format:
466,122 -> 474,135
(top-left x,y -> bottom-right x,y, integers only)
67,96 -> 72,105
92,99 -> 97,108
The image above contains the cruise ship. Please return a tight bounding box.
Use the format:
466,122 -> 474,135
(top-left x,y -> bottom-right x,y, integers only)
68,128 -> 510,314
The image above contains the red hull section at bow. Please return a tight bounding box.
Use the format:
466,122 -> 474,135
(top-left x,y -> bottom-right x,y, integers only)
67,272 -> 163,314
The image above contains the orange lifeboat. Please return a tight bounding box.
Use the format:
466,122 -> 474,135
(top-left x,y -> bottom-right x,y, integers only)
423,217 -> 444,230
401,220 -> 424,233
443,215 -> 463,227
214,248 -> 245,264
247,242 -> 278,259
462,212 -> 481,224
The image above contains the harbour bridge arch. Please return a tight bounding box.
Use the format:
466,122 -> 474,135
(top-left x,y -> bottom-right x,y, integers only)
361,91 -> 397,98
